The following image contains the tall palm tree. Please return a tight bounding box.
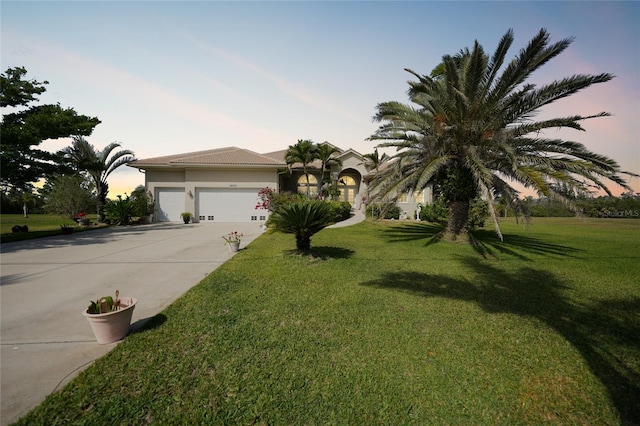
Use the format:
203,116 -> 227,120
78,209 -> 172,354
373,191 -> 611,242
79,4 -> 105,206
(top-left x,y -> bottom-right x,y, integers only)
285,139 -> 318,198
315,142 -> 343,193
361,148 -> 389,173
61,136 -> 135,222
368,28 -> 636,241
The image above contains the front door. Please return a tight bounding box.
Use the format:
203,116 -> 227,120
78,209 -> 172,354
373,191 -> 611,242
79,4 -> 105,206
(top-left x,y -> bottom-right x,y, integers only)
338,176 -> 358,204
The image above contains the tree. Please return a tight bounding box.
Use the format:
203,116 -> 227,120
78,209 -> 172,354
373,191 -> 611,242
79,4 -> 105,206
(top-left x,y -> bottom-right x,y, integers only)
61,136 -> 135,222
368,28 -> 637,241
0,67 -> 101,191
315,142 -> 343,194
361,148 -> 389,172
268,199 -> 334,251
130,185 -> 155,218
42,174 -> 95,220
285,139 -> 319,198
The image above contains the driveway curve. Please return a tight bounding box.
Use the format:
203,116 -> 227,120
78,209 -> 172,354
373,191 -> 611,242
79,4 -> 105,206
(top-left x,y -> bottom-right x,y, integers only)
0,222 -> 263,425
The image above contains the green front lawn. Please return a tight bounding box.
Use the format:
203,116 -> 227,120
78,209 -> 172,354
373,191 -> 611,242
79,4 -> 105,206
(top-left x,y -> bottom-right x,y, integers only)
1,214 -> 104,243
14,218 -> 640,425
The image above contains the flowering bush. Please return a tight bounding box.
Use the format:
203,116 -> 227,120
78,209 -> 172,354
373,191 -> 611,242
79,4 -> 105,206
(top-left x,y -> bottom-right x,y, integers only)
255,187 -> 275,210
222,231 -> 243,244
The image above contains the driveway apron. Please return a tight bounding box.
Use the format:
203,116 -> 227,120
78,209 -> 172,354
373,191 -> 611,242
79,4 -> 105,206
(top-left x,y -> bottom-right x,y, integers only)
0,222 -> 263,425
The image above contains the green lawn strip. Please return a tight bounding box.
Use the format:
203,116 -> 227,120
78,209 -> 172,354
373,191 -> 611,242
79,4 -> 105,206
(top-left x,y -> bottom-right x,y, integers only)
14,218 -> 639,425
1,214 -> 105,243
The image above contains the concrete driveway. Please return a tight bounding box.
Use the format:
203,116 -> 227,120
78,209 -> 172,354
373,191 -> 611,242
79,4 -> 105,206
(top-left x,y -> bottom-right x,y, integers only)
0,222 -> 263,425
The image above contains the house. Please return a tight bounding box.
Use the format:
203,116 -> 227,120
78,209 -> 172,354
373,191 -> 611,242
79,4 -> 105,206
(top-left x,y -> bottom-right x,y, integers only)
128,146 -> 364,223
128,145 -> 432,222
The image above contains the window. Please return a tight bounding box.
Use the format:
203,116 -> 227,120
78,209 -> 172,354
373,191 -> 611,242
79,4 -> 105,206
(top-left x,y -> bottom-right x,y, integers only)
338,176 -> 358,203
397,192 -> 408,203
297,175 -> 318,196
413,190 -> 424,203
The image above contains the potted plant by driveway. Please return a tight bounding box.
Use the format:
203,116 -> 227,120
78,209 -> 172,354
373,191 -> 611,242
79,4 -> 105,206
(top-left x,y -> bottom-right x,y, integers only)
83,290 -> 137,344
180,212 -> 193,224
222,231 -> 243,252
60,224 -> 74,235
75,212 -> 90,226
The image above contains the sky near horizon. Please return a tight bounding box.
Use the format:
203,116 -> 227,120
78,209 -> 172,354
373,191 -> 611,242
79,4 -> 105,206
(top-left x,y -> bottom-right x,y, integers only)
2,1 -> 639,197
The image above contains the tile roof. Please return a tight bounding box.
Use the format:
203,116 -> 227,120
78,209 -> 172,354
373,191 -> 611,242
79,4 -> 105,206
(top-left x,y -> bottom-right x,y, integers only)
130,147 -> 286,168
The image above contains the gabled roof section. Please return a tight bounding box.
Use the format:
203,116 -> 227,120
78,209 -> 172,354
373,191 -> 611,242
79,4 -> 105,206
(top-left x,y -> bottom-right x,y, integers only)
336,148 -> 364,160
129,147 -> 286,168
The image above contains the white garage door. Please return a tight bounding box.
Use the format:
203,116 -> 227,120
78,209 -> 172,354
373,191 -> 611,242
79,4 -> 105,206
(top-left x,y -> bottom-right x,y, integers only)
156,188 -> 185,222
197,188 -> 266,222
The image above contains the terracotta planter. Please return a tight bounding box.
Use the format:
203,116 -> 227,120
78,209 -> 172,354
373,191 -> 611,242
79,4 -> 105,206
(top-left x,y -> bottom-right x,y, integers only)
83,297 -> 137,344
228,241 -> 240,252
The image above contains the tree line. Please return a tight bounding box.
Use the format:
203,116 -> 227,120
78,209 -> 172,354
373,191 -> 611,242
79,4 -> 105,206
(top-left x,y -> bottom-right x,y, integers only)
1,67 -> 135,221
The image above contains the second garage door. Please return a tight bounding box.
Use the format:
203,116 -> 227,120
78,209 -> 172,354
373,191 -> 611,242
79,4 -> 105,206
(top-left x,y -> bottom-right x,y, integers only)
196,188 -> 267,222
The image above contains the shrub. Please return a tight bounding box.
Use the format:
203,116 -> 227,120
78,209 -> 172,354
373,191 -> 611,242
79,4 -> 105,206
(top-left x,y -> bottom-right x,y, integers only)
419,199 -> 448,223
130,186 -> 154,217
268,199 -> 334,251
104,195 -> 136,225
366,202 -> 401,220
256,188 -> 305,213
327,201 -> 351,222
467,198 -> 489,229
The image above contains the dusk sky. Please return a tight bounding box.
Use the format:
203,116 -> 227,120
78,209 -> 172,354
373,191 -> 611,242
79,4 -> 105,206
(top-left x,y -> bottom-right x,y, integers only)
2,1 -> 639,197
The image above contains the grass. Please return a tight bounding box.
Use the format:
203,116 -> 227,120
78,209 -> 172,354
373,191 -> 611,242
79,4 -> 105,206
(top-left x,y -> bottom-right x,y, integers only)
13,217 -> 640,425
1,214 -> 104,243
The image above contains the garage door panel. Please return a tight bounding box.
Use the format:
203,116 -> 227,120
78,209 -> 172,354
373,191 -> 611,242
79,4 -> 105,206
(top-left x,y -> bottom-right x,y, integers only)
156,188 -> 185,222
197,188 -> 266,222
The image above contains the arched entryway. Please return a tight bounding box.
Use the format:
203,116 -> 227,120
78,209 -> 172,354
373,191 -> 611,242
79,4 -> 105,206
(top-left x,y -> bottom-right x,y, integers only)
337,170 -> 361,204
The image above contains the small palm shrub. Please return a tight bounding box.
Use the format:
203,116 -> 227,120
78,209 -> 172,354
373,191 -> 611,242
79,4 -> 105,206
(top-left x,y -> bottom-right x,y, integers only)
104,195 -> 135,225
268,199 -> 334,251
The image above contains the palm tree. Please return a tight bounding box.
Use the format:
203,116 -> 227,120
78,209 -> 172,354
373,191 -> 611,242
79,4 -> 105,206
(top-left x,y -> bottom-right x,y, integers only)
315,142 -> 343,193
268,199 -> 334,251
62,136 -> 135,222
361,148 -> 389,172
368,28 -> 636,241
285,139 -> 318,198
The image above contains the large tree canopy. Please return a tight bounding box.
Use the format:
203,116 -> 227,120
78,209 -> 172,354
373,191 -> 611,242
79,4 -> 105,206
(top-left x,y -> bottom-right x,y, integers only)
0,67 -> 101,190
367,29 -> 637,241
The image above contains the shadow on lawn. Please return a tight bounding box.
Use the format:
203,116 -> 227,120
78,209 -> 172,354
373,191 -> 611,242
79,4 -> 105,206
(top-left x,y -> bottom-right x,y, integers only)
380,222 -> 445,245
381,222 -> 582,260
469,229 -> 582,260
282,246 -> 355,260
361,257 -> 640,424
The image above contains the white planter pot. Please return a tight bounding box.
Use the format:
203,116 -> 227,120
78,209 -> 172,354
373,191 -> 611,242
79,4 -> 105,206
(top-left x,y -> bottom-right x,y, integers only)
228,241 -> 240,252
83,297 -> 137,344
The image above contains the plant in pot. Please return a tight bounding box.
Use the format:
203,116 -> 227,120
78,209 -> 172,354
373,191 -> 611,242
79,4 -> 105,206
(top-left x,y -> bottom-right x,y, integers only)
180,212 -> 193,224
222,231 -> 243,252
83,290 -> 137,344
74,212 -> 90,226
60,224 -> 74,235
